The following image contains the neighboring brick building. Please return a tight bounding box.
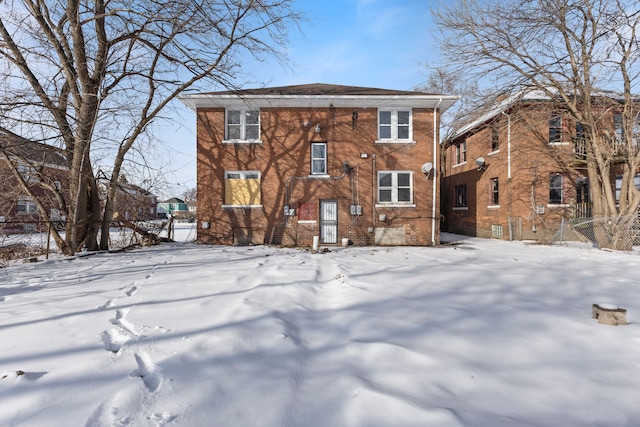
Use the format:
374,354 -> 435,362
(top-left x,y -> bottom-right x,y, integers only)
0,140 -> 69,234
103,178 -> 158,221
441,88 -> 638,242
181,83 -> 457,246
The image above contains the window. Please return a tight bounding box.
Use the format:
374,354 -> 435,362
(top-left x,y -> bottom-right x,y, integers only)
491,177 -> 499,205
613,113 -> 640,153
225,109 -> 260,142
378,171 -> 412,203
455,140 -> 467,164
17,196 -> 37,213
311,143 -> 327,175
491,125 -> 499,152
454,184 -> 467,208
614,114 -> 624,145
549,114 -> 562,143
574,122 -> 587,159
378,109 -> 412,141
17,164 -> 38,182
549,173 -> 564,204
224,171 -> 261,206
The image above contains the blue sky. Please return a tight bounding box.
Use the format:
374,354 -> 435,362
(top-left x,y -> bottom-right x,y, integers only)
263,0 -> 439,89
158,0 -> 442,199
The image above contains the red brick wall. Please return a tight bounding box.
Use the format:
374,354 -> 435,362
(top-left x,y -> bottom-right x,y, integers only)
0,160 -> 70,234
442,104 -> 593,241
197,106 -> 441,246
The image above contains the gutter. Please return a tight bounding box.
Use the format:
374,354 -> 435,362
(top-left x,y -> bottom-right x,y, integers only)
432,98 -> 443,245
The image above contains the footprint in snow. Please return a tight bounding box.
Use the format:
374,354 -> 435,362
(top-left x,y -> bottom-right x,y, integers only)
130,352 -> 161,392
100,329 -> 129,353
125,285 -> 139,297
98,299 -> 114,310
110,309 -> 139,336
1,370 -> 47,381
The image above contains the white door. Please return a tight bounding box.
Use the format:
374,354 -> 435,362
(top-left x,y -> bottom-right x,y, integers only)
320,200 -> 338,244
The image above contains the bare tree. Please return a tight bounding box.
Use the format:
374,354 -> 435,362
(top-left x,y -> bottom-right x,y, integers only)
183,187 -> 197,203
416,64 -> 483,139
0,0 -> 301,254
432,0 -> 640,249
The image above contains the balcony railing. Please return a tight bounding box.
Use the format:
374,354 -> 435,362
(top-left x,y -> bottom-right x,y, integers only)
572,137 -> 636,161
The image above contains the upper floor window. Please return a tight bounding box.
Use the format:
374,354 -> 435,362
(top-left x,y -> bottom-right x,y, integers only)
455,140 -> 467,165
311,143 -> 327,175
378,171 -> 412,204
454,184 -> 467,208
549,173 -> 565,204
224,170 -> 261,206
491,177 -> 499,205
491,125 -> 499,152
613,113 -> 640,153
614,114 -> 624,145
378,109 -> 412,142
17,163 -> 38,182
225,109 -> 260,142
549,114 -> 562,144
17,195 -> 37,214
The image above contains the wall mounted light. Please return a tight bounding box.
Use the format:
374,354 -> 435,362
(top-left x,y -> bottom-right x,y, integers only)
313,123 -> 321,134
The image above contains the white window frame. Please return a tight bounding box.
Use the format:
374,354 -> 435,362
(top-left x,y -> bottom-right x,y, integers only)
549,113 -> 566,145
455,140 -> 467,165
376,109 -> 413,143
17,163 -> 38,182
490,124 -> 500,153
454,184 -> 467,209
310,142 -> 327,175
549,173 -> 566,206
490,177 -> 500,206
224,109 -> 261,143
376,171 -> 414,205
17,195 -> 38,214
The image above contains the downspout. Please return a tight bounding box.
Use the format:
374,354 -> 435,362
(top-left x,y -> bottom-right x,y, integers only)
432,98 -> 443,245
502,111 -> 513,240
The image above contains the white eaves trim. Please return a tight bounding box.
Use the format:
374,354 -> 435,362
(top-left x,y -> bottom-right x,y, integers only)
180,94 -> 459,112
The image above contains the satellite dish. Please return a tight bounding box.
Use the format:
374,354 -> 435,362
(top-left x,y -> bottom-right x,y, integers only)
421,162 -> 434,173
476,157 -> 487,170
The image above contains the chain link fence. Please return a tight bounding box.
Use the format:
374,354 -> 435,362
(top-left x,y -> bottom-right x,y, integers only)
571,214 -> 640,251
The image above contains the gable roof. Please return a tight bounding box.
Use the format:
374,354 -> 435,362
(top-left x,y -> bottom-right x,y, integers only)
160,197 -> 186,204
180,83 -> 459,111
0,137 -> 68,169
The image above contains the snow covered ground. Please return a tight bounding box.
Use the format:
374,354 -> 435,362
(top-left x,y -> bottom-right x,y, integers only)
1,234 -> 639,426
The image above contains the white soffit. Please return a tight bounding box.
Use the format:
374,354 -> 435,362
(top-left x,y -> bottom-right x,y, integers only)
180,94 -> 459,112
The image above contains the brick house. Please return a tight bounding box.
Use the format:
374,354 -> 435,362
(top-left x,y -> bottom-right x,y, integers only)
0,140 -> 69,234
181,83 -> 457,246
103,179 -> 158,221
441,88 -> 639,242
